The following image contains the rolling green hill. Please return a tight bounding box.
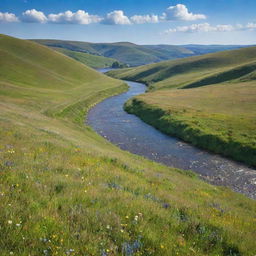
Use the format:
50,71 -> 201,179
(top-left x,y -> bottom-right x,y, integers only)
33,39 -> 250,67
33,39 -> 194,66
51,46 -> 118,68
108,46 -> 256,90
1,34 -> 256,255
108,47 -> 256,166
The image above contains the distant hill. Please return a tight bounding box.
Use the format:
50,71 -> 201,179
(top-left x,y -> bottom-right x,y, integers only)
32,39 -> 195,66
33,39 -> 251,67
107,46 -> 256,90
182,44 -> 253,55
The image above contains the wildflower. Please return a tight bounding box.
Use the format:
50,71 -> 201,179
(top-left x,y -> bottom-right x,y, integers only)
65,174 -> 69,177
8,220 -> 12,225
16,223 -> 21,227
134,215 -> 139,221
125,216 -> 129,219
120,229 -> 124,233
160,245 -> 164,249
10,252 -> 14,255
106,225 -> 111,230
84,190 -> 87,193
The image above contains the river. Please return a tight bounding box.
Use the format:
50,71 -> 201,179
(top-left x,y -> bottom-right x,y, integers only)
87,68 -> 256,199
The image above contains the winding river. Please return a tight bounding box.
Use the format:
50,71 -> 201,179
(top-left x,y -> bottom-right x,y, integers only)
87,68 -> 256,199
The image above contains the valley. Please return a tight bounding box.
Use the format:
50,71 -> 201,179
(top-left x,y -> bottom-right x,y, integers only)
0,34 -> 255,255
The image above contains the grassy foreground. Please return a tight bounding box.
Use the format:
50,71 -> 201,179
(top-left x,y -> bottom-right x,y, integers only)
109,47 -> 256,167
1,34 -> 256,255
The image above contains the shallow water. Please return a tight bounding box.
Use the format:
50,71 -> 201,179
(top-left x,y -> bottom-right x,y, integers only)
87,70 -> 256,199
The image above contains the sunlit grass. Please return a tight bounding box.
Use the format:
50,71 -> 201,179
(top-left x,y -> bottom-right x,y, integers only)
124,81 -> 256,166
0,121 -> 256,255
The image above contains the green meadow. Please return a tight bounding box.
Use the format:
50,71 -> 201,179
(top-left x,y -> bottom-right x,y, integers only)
109,47 -> 256,166
0,34 -> 256,255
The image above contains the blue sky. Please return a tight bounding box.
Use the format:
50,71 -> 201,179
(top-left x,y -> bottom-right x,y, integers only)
1,0 -> 256,44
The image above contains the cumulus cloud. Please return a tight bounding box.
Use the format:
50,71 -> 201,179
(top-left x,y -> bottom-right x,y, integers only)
162,4 -> 206,21
102,10 -> 131,25
0,12 -> 19,23
22,9 -> 47,23
130,14 -> 158,24
2,4 -> 209,25
48,10 -> 101,24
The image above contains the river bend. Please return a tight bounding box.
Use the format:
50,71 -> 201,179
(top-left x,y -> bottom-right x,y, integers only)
87,69 -> 256,199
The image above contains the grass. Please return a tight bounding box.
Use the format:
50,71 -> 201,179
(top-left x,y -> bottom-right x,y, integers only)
124,81 -> 256,166
50,47 -> 118,68
1,34 -> 256,255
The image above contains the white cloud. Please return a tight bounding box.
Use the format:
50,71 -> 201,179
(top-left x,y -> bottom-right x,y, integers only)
102,10 -> 131,25
165,23 -> 234,33
130,14 -> 158,24
2,4 -> 208,26
0,12 -> 19,23
48,10 -> 101,24
164,22 -> 256,34
162,4 -> 206,21
22,9 -> 47,23
246,22 -> 256,30
215,24 -> 234,32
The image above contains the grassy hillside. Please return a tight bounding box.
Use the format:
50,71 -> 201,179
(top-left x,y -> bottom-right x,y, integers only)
108,47 -> 256,166
107,46 -> 256,90
51,46 -> 118,68
32,39 -> 194,66
125,81 -> 256,166
1,34 -> 256,255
